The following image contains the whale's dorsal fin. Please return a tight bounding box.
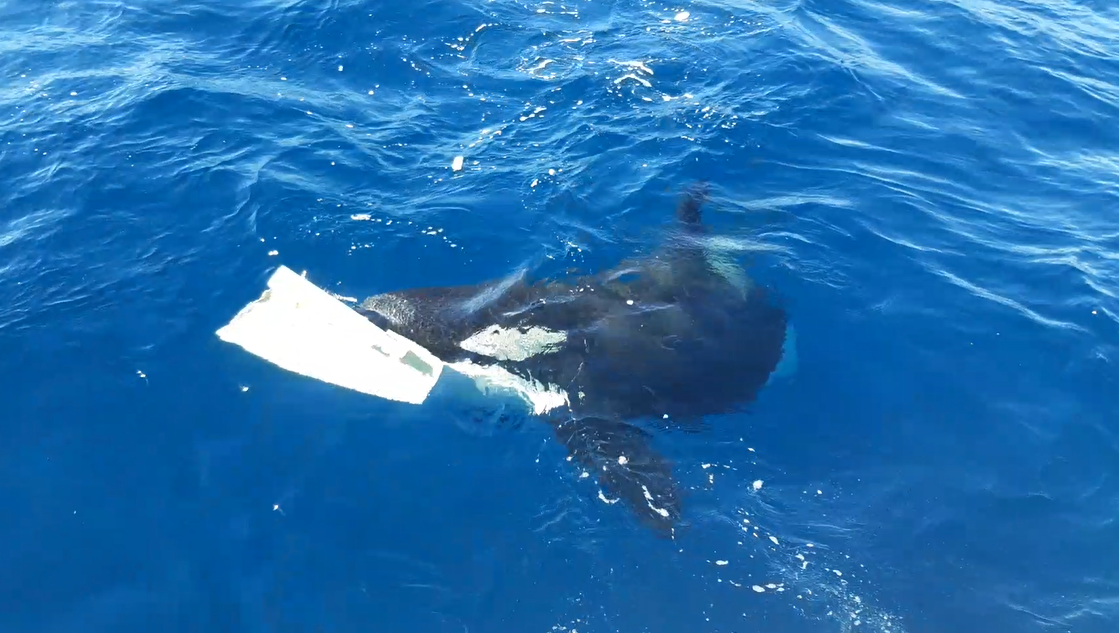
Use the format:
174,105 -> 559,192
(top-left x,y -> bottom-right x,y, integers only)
675,181 -> 710,230
661,181 -> 721,287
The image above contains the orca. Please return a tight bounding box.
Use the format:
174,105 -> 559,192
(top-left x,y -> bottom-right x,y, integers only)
355,183 -> 795,534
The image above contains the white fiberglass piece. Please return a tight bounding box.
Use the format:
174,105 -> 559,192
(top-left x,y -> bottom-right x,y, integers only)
216,265 -> 444,405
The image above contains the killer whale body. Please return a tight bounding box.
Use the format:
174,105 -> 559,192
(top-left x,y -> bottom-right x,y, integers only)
356,183 -> 790,534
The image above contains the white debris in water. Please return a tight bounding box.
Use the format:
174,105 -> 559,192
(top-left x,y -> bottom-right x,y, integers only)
752,585 -> 765,593
528,59 -> 554,75
268,250 -> 279,256
451,156 -> 464,171
769,536 -> 779,545
337,65 -> 344,72
598,491 -> 618,505
240,385 -> 249,392
614,73 -> 652,88
351,213 -> 371,221
618,455 -> 628,465
752,480 -> 764,491
675,11 -> 690,21
136,370 -> 146,379
626,299 -> 634,305
715,560 -> 729,566
610,59 -> 654,75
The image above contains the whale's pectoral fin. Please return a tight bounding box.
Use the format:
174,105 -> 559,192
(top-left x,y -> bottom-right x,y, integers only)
551,416 -> 682,535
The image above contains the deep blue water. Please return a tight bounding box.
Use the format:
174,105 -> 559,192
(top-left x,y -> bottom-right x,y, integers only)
3,0 -> 1118,631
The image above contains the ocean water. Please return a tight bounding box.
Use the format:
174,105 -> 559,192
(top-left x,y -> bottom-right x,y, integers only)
2,0 -> 1117,631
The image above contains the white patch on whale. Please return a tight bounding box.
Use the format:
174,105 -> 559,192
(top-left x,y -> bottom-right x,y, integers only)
696,234 -> 799,383
458,324 -> 567,361
443,358 -> 570,415
695,233 -> 783,296
704,247 -> 752,296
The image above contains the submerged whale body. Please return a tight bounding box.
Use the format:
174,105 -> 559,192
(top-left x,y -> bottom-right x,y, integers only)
357,184 -> 792,533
